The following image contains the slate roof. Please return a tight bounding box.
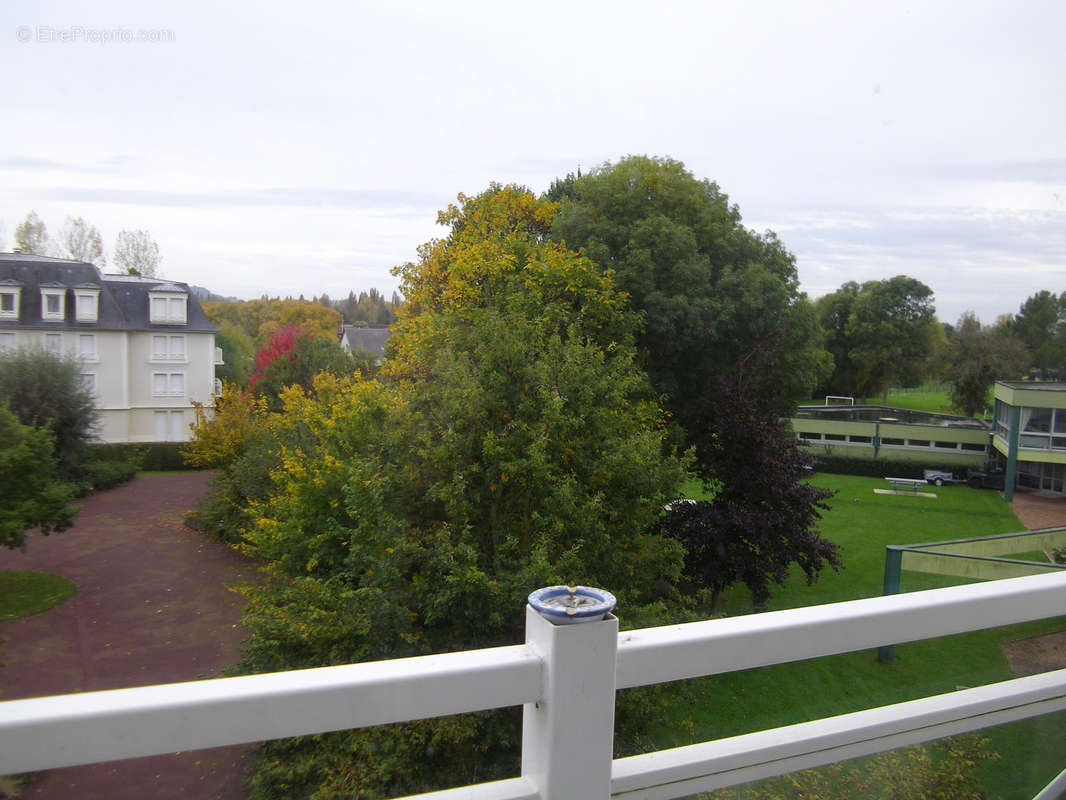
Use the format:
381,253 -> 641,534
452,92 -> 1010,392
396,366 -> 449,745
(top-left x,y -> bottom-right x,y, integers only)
0,254 -> 217,332
339,324 -> 390,359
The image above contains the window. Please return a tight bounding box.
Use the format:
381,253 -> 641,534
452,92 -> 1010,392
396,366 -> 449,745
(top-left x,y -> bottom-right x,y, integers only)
80,373 -> 96,394
824,433 -> 846,441
78,334 -> 97,360
152,372 -> 185,397
45,333 -> 63,354
0,290 -> 18,318
880,437 -> 905,446
799,431 -> 821,440
0,332 -> 14,351
151,335 -> 186,361
149,292 -> 187,324
75,291 -> 99,322
907,439 -> 930,447
41,289 -> 65,321
960,442 -> 987,452
1024,407 -> 1052,433
154,410 -> 187,441
849,435 -> 871,443
934,441 -> 959,449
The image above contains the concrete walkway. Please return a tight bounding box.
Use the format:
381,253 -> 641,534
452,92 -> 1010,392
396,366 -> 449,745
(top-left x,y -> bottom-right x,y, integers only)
0,472 -> 257,799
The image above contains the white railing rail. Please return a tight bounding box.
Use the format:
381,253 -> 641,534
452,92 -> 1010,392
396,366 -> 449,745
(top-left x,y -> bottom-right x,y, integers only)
2,571 -> 1065,799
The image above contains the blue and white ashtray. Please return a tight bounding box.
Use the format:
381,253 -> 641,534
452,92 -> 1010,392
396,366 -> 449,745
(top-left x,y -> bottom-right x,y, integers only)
528,585 -> 616,625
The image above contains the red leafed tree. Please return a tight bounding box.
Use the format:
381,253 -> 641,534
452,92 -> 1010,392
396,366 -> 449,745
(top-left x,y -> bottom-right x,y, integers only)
247,324 -> 353,410
248,325 -> 301,390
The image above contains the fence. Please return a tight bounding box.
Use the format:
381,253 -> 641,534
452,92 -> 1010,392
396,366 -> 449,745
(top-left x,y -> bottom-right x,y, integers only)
2,571 -> 1066,798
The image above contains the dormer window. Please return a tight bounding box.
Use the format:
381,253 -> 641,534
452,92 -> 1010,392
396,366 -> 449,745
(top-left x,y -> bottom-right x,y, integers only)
75,288 -> 101,322
149,287 -> 188,325
0,287 -> 19,319
41,288 -> 66,321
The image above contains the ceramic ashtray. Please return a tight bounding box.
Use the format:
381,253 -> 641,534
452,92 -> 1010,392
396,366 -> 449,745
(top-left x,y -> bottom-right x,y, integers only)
527,585 -> 616,625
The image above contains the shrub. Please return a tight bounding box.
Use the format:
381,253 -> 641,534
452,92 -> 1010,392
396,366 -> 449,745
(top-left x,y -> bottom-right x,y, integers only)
0,347 -> 98,478
811,452 -> 980,479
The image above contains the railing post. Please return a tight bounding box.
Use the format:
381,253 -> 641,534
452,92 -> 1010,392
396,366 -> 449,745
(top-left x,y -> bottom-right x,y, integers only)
878,546 -> 904,664
521,593 -> 618,799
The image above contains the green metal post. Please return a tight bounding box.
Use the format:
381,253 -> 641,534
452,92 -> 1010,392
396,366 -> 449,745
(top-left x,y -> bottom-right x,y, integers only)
877,547 -> 903,664
1004,404 -> 1020,502
873,422 -> 880,459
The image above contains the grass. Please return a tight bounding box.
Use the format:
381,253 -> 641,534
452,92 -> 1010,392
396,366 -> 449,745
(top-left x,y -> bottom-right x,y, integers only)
658,475 -> 1065,799
0,570 -> 76,620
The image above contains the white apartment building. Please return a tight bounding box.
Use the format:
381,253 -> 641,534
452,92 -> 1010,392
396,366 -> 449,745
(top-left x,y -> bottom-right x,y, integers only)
0,254 -> 219,443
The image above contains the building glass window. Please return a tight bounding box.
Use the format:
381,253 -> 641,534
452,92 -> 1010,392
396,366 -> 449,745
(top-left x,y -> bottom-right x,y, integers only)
0,291 -> 16,317
79,334 -> 97,359
152,372 -> 185,397
152,335 -> 186,361
1024,407 -> 1052,433
154,410 -> 187,441
1054,410 -> 1066,435
0,332 -> 14,351
45,333 -> 62,354
41,290 -> 65,321
75,292 -> 99,322
80,373 -> 96,394
149,293 -> 188,324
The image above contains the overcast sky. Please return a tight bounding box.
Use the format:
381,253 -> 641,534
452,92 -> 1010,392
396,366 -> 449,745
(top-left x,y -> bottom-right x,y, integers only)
2,0 -> 1063,324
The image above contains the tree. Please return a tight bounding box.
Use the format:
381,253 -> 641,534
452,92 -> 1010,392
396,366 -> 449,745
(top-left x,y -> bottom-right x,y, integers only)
14,211 -> 50,255
0,347 -> 99,477
817,276 -> 938,401
222,185 -> 691,798
57,216 -> 106,266
1011,290 -> 1066,380
847,276 -> 938,401
113,229 -> 161,277
944,312 -> 1027,417
549,156 -> 831,424
815,281 -> 861,398
548,157 -> 837,610
213,323 -> 255,387
0,403 -> 78,550
248,324 -> 354,409
201,297 -> 342,348
663,374 -> 839,612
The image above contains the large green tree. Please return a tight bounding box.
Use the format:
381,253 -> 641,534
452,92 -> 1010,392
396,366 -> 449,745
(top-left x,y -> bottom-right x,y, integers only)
943,312 -> 1027,417
548,157 -> 838,611
1011,290 -> 1066,380
208,185 -> 691,798
817,276 -> 938,401
0,404 -> 78,550
549,156 -> 830,424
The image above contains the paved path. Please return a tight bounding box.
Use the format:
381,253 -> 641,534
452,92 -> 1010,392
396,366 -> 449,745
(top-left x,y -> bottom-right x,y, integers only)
0,472 -> 257,799
1011,490 -> 1066,531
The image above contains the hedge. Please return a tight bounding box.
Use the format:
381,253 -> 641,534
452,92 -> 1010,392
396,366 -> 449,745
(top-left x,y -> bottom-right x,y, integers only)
810,453 -> 980,479
87,442 -> 193,472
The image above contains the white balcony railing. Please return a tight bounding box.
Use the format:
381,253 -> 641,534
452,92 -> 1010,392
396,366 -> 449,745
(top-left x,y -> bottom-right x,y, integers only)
2,572 -> 1065,799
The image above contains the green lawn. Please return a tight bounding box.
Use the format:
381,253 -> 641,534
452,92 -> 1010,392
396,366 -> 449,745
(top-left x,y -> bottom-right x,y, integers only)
0,570 -> 76,620
657,475 -> 1065,799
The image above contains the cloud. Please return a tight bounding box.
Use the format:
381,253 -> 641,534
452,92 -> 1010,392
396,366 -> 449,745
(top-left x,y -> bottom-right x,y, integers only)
926,159 -> 1066,184
32,186 -> 445,214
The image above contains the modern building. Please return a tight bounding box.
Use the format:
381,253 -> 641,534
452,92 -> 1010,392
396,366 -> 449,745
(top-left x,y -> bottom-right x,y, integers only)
789,404 -> 992,468
993,381 -> 1066,498
0,254 -> 219,443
